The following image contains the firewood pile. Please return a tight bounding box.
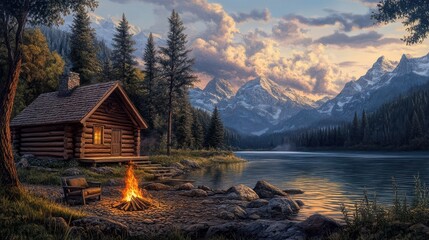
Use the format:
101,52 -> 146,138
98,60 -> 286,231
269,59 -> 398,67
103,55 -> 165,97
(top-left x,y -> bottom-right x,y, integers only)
113,196 -> 154,211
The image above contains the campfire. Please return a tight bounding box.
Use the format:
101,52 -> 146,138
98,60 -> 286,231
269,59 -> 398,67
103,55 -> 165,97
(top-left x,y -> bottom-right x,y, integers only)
113,165 -> 155,211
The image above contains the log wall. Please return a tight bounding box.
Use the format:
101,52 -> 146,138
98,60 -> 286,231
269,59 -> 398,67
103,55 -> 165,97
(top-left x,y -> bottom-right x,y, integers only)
82,93 -> 139,158
15,125 -> 68,159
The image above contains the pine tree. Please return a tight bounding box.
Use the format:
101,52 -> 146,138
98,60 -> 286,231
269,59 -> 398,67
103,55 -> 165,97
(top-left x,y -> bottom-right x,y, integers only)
361,110 -> 369,143
175,101 -> 194,149
192,110 -> 205,150
142,33 -> 159,129
159,10 -> 197,155
112,13 -> 137,87
69,5 -> 100,84
411,111 -> 423,139
351,112 -> 360,145
206,107 -> 224,149
101,57 -> 114,82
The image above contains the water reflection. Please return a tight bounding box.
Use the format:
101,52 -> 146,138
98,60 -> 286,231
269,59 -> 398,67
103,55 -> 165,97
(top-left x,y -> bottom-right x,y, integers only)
182,151 -> 429,220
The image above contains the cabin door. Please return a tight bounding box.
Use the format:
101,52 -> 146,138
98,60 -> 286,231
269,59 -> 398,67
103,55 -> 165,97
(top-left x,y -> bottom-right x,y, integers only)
111,129 -> 122,156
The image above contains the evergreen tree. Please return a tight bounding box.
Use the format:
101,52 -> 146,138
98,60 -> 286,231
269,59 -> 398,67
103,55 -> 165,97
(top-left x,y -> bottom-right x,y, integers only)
192,110 -> 205,150
206,107 -> 224,149
101,57 -> 114,82
411,111 -> 423,139
142,33 -> 159,129
351,112 -> 360,145
112,13 -> 137,87
361,110 -> 369,143
175,102 -> 194,149
69,5 -> 100,84
159,10 -> 197,155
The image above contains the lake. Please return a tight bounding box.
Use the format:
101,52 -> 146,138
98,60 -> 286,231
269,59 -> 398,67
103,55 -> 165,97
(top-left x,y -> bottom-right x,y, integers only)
182,151 -> 429,221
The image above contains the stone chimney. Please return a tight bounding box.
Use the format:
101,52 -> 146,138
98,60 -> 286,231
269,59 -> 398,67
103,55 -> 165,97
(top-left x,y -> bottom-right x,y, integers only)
59,71 -> 80,96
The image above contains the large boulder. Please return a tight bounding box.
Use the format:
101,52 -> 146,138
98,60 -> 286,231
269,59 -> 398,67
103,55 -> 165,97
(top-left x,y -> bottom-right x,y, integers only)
72,217 -> 129,239
16,158 -> 30,168
297,214 -> 341,237
177,183 -> 194,191
180,159 -> 201,169
143,183 -> 171,191
248,199 -> 269,208
180,189 -> 208,197
254,180 -> 287,198
226,184 -> 259,201
267,196 -> 300,218
90,166 -> 115,175
62,167 -> 83,176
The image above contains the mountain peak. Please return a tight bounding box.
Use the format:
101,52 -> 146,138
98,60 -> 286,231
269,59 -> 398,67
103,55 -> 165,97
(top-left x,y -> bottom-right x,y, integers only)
204,78 -> 235,99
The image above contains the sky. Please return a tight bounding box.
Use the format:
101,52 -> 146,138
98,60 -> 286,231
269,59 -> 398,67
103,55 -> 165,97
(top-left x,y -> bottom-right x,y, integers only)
91,0 -> 429,98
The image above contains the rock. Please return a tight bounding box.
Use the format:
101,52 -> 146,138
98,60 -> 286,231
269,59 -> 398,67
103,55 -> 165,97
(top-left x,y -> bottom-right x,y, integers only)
296,200 -> 305,207
16,158 -> 30,168
180,189 -> 208,197
254,180 -> 287,198
21,154 -> 35,159
170,168 -> 185,177
206,220 -> 302,240
171,162 -> 185,170
226,184 -> 259,201
62,167 -> 83,176
72,217 -> 129,238
409,223 -> 429,234
90,166 -> 115,175
218,210 -> 236,220
183,223 -> 210,238
248,199 -> 269,208
68,226 -> 86,239
107,179 -> 121,186
248,214 -> 260,220
180,159 -> 201,169
29,166 -> 59,172
143,183 -> 171,191
229,205 -> 247,219
298,214 -> 341,237
198,185 -> 212,191
267,196 -> 300,218
47,217 -> 68,232
177,183 -> 194,190
284,189 -> 304,194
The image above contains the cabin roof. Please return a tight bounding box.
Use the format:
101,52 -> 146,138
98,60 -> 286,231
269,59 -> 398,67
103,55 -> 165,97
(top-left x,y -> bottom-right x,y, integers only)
11,81 -> 148,129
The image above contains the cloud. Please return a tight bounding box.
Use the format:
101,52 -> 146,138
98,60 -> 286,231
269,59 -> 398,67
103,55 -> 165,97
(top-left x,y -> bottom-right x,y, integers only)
231,8 -> 270,23
285,11 -> 375,32
316,31 -> 401,47
271,20 -> 312,44
354,0 -> 379,7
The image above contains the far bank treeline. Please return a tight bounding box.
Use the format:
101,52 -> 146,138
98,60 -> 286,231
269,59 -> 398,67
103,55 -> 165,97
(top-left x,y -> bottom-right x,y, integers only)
8,8 -> 239,153
245,83 -> 429,151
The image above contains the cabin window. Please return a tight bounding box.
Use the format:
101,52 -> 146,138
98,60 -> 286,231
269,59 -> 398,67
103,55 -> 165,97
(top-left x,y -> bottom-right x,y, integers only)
93,126 -> 104,145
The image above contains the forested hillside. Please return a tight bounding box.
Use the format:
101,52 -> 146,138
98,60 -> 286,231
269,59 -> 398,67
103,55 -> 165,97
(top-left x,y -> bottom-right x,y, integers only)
286,83 -> 429,150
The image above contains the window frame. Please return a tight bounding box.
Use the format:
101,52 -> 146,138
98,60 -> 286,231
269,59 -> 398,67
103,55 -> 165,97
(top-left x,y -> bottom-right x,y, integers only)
93,125 -> 104,145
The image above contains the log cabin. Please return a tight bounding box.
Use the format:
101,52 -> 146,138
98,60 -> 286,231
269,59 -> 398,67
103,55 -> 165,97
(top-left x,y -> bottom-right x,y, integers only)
11,72 -> 148,163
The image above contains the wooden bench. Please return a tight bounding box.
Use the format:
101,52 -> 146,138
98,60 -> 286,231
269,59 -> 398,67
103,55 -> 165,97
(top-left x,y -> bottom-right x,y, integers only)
61,176 -> 101,205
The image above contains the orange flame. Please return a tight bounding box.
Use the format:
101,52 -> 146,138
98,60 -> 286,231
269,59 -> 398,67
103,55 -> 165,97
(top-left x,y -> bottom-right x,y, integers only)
122,166 -> 144,202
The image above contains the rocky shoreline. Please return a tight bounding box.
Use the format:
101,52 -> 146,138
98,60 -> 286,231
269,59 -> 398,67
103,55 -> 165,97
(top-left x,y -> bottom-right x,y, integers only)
26,179 -> 342,239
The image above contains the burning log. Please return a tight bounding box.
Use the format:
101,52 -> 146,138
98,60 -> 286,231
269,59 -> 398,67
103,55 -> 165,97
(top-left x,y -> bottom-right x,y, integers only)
113,165 -> 156,211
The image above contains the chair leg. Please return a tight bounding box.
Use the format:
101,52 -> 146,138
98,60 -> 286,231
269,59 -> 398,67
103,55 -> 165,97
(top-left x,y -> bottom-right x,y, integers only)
99,195 -> 101,201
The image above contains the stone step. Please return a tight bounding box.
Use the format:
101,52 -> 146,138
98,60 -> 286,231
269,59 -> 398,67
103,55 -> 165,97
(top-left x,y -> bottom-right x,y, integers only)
132,160 -> 152,165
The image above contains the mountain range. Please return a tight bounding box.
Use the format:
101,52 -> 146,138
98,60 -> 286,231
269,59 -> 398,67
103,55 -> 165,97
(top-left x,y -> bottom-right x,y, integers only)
190,54 -> 429,135
53,14 -> 429,136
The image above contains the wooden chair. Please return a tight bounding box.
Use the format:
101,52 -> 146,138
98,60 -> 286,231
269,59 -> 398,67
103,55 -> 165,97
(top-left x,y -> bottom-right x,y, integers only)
61,176 -> 101,205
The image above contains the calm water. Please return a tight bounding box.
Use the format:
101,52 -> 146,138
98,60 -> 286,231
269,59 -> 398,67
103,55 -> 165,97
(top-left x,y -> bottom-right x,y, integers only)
182,151 -> 429,220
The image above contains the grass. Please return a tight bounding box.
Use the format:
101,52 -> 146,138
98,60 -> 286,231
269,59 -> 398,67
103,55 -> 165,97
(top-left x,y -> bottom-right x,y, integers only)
330,175 -> 429,240
150,149 -> 245,167
0,188 -> 85,240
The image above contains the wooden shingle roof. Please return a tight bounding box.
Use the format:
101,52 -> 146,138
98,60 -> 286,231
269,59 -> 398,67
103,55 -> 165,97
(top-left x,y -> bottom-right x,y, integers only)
11,81 -> 148,128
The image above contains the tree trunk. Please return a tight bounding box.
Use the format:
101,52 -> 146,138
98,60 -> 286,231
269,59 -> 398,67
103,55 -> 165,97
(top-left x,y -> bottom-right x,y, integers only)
167,86 -> 173,156
0,58 -> 22,190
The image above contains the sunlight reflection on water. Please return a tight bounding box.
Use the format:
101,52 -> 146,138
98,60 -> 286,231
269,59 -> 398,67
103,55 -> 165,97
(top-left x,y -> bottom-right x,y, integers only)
181,151 -> 429,221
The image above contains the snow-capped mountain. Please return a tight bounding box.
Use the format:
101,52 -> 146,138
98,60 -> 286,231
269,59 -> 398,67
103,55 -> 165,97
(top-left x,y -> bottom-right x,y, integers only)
273,53 -> 429,132
189,78 -> 235,112
217,77 -> 316,135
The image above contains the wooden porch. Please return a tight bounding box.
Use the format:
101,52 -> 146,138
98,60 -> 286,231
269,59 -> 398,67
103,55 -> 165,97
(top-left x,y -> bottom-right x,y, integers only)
78,156 -> 149,164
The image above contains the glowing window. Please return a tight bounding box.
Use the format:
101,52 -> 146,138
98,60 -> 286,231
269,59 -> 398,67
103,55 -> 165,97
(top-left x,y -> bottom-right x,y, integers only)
93,126 -> 104,145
